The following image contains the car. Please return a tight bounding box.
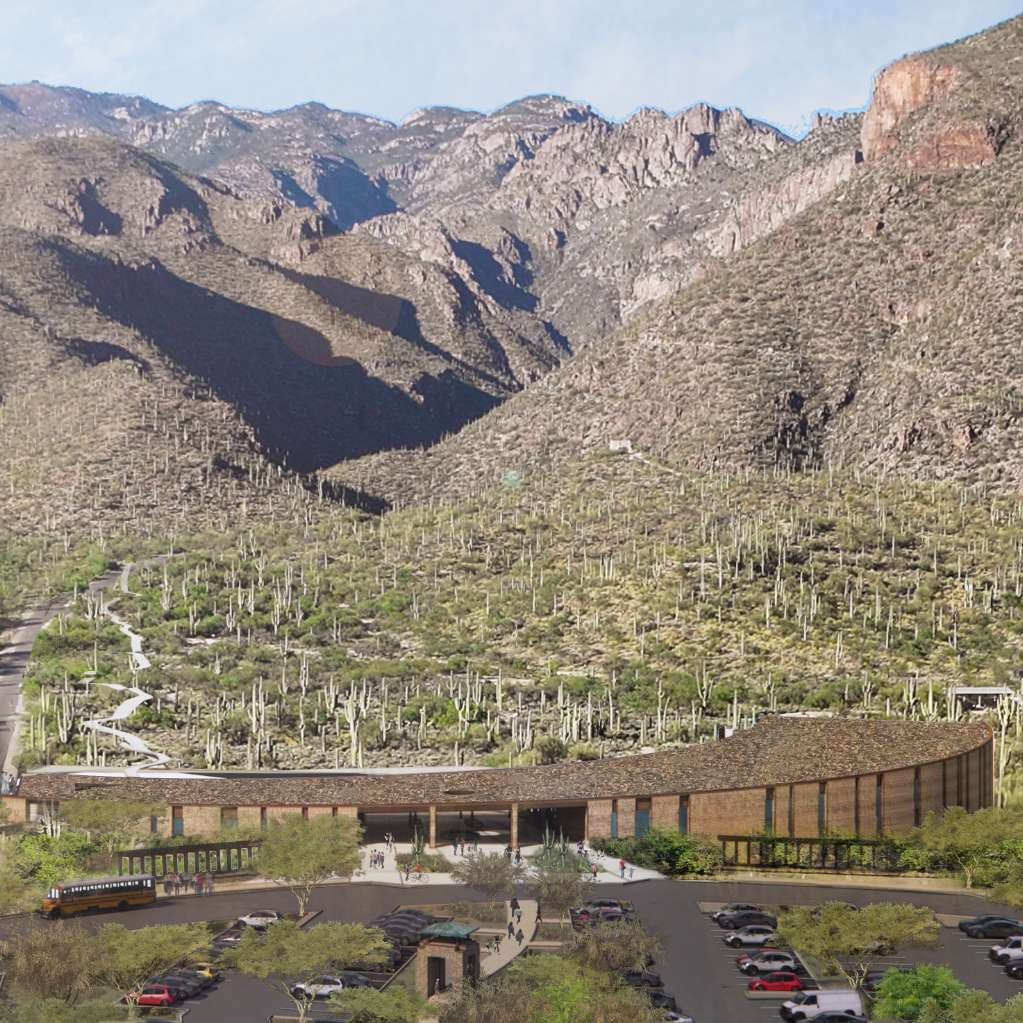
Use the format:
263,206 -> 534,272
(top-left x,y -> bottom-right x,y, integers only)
151,971 -> 206,997
863,967 -> 911,992
648,990 -> 678,1010
748,971 -> 803,992
991,936 -> 1023,962
664,1013 -> 695,1023
187,961 -> 223,982
290,973 -> 370,999
239,909 -> 283,929
718,910 -> 778,930
624,970 -> 663,988
964,918 -> 1023,939
711,902 -> 762,921
586,898 -> 635,912
813,1015 -> 867,1023
739,950 -> 798,975
960,914 -> 1014,933
1006,962 -> 1023,980
723,925 -> 776,947
571,905 -> 630,927
127,983 -> 183,1007
781,988 -> 865,1020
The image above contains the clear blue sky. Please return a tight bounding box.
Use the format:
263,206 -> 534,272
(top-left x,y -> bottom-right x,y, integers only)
3,1 -> 1020,133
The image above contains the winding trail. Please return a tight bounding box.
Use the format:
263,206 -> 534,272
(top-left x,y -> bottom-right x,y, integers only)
0,562 -> 170,780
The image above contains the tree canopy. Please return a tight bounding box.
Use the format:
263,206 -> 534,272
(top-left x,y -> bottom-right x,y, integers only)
872,963 -> 967,1021
257,813 -> 362,914
911,807 -> 1023,888
449,851 -> 527,908
776,901 -> 940,990
224,920 -> 391,1023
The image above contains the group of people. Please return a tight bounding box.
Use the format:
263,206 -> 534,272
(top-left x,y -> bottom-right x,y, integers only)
367,849 -> 388,869
450,834 -> 479,856
502,844 -> 523,864
162,870 -> 215,896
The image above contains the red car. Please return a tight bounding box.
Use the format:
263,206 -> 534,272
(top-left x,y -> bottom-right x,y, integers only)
127,983 -> 184,1007
747,971 -> 803,992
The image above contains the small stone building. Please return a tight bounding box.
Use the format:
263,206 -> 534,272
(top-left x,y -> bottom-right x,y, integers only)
414,922 -> 480,997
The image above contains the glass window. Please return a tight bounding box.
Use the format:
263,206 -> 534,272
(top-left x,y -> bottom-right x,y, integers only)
635,798 -> 651,837
817,782 -> 827,835
221,806 -> 238,830
765,787 -> 775,831
875,775 -> 884,833
171,806 -> 184,837
678,796 -> 689,835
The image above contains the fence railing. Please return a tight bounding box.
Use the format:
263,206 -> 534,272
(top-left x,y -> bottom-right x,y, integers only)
116,839 -> 261,879
718,834 -> 905,873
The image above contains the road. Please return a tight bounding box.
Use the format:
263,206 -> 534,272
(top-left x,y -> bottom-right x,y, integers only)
0,568 -> 123,773
11,878 -> 1021,1022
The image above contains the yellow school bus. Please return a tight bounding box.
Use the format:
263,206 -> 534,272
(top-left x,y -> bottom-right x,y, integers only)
41,874 -> 156,918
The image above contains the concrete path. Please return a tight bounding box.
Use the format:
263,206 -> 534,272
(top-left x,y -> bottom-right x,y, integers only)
481,899 -> 537,976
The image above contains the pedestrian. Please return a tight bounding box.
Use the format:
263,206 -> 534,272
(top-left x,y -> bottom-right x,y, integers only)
515,927 -> 524,947
453,837 -> 459,856
163,874 -> 173,897
459,835 -> 466,856
515,848 -> 522,865
591,862 -> 599,880
536,903 -> 543,926
507,920 -> 514,938
629,866 -> 635,880
514,907 -> 522,925
504,844 -> 512,860
619,858 -> 626,879
206,873 -> 214,896
195,871 -> 205,896
510,896 -> 520,912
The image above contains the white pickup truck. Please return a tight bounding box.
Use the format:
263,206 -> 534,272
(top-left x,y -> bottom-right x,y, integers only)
989,935 -> 1023,963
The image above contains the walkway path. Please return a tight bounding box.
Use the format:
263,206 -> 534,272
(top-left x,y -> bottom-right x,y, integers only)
481,898 -> 537,976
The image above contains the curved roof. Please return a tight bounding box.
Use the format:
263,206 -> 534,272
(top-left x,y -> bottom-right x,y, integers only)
16,718 -> 990,809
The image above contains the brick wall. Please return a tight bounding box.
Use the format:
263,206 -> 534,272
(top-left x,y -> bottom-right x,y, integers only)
943,758 -> 957,807
919,762 -> 945,819
855,775 -> 877,837
774,786 -> 792,836
587,799 -> 613,839
182,804 -> 220,836
791,782 -> 819,837
238,806 -> 262,831
266,805 -> 304,823
307,806 -> 333,818
414,938 -> 480,996
968,747 -> 984,809
826,777 -> 856,833
616,797 -> 636,838
651,794 -> 680,831
689,787 -> 764,838
882,768 -> 915,833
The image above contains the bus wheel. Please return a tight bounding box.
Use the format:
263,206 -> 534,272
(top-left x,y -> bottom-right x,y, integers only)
47,908 -> 61,920
117,901 -> 129,911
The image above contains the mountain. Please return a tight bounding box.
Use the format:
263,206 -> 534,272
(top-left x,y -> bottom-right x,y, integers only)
336,14 -> 1023,504
0,83 -> 862,351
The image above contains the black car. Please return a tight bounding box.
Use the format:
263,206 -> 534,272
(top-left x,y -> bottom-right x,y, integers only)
649,990 -> 678,1010
711,902 -> 761,921
863,966 -> 911,992
963,918 -> 1023,939
1006,962 -> 1023,980
960,914 -> 1013,933
152,972 -> 205,997
624,970 -> 663,988
717,910 -> 778,930
813,1015 -> 867,1023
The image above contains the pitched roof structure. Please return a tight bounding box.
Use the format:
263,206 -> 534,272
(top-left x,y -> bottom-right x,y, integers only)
15,717 -> 991,809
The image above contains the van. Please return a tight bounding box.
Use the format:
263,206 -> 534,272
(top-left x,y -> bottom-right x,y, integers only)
780,988 -> 864,1020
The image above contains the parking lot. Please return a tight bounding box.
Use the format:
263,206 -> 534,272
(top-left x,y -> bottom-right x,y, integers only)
12,878 -> 1023,1022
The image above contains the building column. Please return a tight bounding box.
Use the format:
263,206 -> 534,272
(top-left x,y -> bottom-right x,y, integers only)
428,805 -> 437,849
510,802 -> 519,849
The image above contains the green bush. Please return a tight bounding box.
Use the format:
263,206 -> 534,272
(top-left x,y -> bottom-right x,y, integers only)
590,828 -> 722,876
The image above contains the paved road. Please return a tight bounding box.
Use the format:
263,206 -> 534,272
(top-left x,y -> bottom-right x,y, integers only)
12,879 -> 1021,1021
0,568 -> 122,772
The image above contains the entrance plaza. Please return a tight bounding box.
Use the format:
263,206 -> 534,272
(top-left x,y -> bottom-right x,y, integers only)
3,717 -> 995,845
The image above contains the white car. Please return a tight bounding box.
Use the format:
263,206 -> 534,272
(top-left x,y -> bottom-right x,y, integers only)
990,936 -> 1023,962
739,950 -> 798,975
238,909 -> 282,929
290,974 -> 369,999
665,1013 -> 695,1023
723,924 -> 776,948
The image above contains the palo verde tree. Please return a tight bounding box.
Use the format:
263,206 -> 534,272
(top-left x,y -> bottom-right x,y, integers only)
911,807 -> 1023,889
4,918 -> 97,1005
59,799 -> 162,857
92,922 -> 211,1020
776,901 -> 940,991
529,858 -> 595,932
565,919 -> 661,976
257,813 -> 362,915
330,986 -> 426,1022
224,920 -> 391,1023
449,851 -> 527,910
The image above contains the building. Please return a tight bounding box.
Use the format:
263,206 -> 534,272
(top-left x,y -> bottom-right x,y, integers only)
3,717 -> 993,845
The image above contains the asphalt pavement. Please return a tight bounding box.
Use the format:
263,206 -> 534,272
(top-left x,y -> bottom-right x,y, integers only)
10,878 -> 1022,1022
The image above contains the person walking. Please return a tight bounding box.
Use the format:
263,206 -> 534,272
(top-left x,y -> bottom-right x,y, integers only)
452,837 -> 459,856
195,871 -> 205,896
618,858 -> 626,880
591,862 -> 599,880
163,874 -> 173,897
510,896 -> 520,913
515,927 -> 524,947
515,848 -> 522,865
205,873 -> 214,896
459,835 -> 466,856
507,919 -> 514,939
536,903 -> 543,926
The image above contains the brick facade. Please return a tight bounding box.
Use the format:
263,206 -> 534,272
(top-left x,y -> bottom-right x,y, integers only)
856,774 -> 878,837
616,797 -> 636,838
651,794 -> 680,831
791,782 -> 819,837
882,768 -> 915,833
826,776 -> 856,833
182,804 -> 220,836
689,787 -> 764,838
587,799 -> 613,839
919,761 -> 945,819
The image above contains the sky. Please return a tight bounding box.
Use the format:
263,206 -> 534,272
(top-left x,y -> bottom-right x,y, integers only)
2,1 -> 1021,135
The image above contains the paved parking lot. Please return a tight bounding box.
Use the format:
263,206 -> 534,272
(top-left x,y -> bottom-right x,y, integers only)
12,878 -> 1023,1021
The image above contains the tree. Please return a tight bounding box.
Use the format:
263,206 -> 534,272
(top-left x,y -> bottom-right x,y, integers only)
5,918 -> 96,1004
776,901 -> 940,990
330,986 -> 426,1022
535,736 -> 568,764
529,859 -> 594,932
257,813 -> 362,914
0,841 -> 43,914
224,920 -> 391,1023
93,922 -> 211,1019
449,851 -> 527,909
59,799 -> 161,856
872,964 -> 966,1021
911,807 -> 1023,888
566,919 -> 661,976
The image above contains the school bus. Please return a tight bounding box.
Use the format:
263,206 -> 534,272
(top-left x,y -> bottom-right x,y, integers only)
41,874 -> 156,918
